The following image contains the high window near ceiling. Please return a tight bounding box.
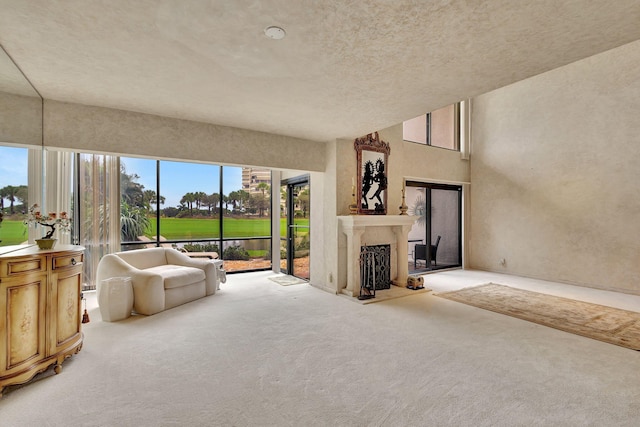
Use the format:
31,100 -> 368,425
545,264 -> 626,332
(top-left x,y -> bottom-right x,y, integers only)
403,103 -> 460,150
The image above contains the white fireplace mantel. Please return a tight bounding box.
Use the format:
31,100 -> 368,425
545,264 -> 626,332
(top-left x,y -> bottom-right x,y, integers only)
338,215 -> 416,297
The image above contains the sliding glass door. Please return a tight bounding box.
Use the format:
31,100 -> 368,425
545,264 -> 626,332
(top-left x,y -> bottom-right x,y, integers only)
406,181 -> 461,272
280,177 -> 310,280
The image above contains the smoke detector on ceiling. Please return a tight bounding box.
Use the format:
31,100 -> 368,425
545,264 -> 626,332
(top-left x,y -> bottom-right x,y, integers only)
264,26 -> 286,40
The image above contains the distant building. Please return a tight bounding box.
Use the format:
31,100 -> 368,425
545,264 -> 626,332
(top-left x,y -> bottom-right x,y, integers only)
242,168 -> 271,195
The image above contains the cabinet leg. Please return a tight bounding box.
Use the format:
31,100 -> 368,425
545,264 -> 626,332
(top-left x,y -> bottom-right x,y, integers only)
54,364 -> 62,375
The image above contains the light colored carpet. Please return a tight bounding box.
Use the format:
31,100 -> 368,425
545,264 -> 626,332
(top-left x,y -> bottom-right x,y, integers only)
436,283 -> 640,351
2,271 -> 640,426
267,274 -> 308,286
342,285 -> 431,304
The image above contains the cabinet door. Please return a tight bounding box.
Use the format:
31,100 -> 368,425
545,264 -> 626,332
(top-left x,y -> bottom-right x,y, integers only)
49,263 -> 83,355
0,274 -> 47,377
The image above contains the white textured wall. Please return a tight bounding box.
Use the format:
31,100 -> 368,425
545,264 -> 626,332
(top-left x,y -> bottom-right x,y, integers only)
317,141 -> 338,292
43,100 -> 326,171
470,40 -> 640,294
0,91 -> 42,146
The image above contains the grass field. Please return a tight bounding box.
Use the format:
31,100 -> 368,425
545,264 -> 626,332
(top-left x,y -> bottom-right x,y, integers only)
0,220 -> 28,246
147,217 -> 308,240
0,217 -> 310,247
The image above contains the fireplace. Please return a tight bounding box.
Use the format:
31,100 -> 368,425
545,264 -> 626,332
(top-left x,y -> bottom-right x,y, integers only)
360,244 -> 391,291
338,215 -> 416,297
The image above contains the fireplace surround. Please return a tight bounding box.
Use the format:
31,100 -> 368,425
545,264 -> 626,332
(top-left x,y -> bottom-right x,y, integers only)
338,215 -> 416,297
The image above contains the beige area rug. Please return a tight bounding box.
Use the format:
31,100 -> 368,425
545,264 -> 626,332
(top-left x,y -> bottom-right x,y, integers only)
268,274 -> 308,286
436,283 -> 640,350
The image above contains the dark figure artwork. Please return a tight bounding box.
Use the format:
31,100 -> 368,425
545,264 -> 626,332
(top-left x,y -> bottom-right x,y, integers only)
369,158 -> 387,211
354,132 -> 390,214
361,160 -> 374,209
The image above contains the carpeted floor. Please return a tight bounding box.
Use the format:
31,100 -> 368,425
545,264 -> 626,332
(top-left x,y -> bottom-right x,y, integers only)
268,274 -> 308,286
436,283 -> 640,350
341,284 -> 431,304
1,271 -> 640,426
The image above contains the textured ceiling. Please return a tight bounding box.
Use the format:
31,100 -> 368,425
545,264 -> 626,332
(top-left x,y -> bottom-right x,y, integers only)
1,0 -> 640,142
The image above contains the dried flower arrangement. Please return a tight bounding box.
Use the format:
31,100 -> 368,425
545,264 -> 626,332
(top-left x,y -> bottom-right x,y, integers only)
24,204 -> 71,239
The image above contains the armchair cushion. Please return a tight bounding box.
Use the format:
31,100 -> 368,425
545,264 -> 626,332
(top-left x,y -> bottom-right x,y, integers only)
145,265 -> 205,289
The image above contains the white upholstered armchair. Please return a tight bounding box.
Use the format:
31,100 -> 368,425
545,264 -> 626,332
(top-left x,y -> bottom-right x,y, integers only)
96,247 -> 223,315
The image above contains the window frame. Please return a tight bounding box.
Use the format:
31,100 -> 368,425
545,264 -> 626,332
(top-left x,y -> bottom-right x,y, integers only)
117,159 -> 273,274
403,102 -> 460,151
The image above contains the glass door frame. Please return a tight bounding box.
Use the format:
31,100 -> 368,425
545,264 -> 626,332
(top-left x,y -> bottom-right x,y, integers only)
280,175 -> 310,279
406,180 -> 462,271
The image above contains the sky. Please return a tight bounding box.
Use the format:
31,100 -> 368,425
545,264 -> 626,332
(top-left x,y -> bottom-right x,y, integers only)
0,147 -> 244,208
121,157 -> 243,208
0,146 -> 28,188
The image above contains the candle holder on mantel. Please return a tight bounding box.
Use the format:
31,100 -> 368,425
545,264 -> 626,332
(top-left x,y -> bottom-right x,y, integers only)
399,186 -> 408,215
349,185 -> 359,215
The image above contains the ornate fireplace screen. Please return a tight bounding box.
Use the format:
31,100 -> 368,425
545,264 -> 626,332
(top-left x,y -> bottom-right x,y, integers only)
355,132 -> 390,215
358,244 -> 391,300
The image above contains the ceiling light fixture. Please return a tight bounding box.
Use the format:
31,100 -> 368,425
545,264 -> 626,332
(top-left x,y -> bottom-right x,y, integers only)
264,26 -> 286,40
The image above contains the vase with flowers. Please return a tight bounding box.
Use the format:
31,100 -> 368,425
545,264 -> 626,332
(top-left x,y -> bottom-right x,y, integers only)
25,204 -> 71,250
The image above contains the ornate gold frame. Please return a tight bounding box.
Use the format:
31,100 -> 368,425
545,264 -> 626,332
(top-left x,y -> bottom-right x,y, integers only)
354,132 -> 390,215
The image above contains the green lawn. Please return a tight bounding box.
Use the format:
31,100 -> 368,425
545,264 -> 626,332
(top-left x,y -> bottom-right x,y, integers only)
0,217 -> 310,247
0,220 -> 28,246
148,217 -> 309,240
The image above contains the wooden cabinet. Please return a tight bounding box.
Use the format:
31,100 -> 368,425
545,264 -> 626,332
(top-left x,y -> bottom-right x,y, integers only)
0,244 -> 84,398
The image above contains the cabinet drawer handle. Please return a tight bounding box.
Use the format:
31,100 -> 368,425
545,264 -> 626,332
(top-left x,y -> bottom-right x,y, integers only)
71,258 -> 77,265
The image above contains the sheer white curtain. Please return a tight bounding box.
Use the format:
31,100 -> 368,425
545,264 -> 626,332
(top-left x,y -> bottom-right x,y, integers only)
43,149 -> 73,244
27,149 -> 74,243
26,147 -> 44,243
77,153 -> 120,289
26,149 -> 120,288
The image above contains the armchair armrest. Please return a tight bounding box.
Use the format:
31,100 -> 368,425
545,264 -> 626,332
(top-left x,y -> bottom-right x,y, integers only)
128,270 -> 165,315
96,253 -> 166,315
95,253 -> 139,284
165,248 -> 208,268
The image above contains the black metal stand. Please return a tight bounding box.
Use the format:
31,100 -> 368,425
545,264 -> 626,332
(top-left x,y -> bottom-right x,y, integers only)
358,247 -> 376,300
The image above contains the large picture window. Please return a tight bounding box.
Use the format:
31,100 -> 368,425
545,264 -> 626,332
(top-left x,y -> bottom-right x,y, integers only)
119,158 -> 271,273
223,166 -> 271,271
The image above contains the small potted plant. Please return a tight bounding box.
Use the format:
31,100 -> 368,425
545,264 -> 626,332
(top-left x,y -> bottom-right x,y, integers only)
24,204 -> 71,249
